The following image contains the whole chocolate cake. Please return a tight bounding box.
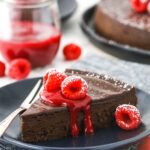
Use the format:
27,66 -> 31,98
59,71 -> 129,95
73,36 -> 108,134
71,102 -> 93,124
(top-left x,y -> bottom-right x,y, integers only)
94,0 -> 150,50
20,69 -> 137,142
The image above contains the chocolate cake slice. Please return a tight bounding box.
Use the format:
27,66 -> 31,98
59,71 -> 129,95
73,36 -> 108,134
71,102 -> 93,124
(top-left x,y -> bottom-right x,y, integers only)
20,69 -> 137,142
94,0 -> 150,50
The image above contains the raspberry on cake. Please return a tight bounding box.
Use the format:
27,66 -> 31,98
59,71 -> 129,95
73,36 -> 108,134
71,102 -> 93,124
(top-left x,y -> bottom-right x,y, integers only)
20,69 -> 138,142
61,76 -> 88,100
129,0 -> 149,13
44,68 -> 66,91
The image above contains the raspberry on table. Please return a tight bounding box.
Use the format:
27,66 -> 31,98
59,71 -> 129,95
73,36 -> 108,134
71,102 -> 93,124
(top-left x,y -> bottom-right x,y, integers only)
9,58 -> 31,80
0,61 -> 5,77
61,76 -> 88,100
63,43 -> 82,60
115,104 -> 141,130
44,69 -> 67,92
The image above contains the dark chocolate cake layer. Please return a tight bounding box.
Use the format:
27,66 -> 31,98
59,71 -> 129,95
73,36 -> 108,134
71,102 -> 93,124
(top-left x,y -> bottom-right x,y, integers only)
21,69 -> 137,142
94,0 -> 150,50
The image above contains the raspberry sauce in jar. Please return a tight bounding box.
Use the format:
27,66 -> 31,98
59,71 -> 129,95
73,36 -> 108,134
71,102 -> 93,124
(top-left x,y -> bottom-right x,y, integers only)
0,0 -> 61,67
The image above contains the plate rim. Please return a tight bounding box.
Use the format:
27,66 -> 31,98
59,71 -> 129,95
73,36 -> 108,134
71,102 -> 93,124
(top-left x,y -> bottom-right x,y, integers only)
80,5 -> 150,56
59,0 -> 77,21
0,78 -> 150,150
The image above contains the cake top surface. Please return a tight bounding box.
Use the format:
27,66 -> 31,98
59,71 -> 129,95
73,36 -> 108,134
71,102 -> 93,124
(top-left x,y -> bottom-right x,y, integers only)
65,69 -> 133,98
21,69 -> 134,117
98,0 -> 150,32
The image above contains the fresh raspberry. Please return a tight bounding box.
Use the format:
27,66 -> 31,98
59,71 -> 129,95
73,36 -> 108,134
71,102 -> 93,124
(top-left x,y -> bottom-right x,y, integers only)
0,61 -> 5,77
61,76 -> 88,100
9,58 -> 31,80
63,44 -> 82,60
44,69 -> 67,92
129,0 -> 149,13
115,104 -> 141,130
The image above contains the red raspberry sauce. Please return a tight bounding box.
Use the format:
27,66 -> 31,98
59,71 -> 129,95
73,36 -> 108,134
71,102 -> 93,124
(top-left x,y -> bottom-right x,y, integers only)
40,89 -> 94,136
0,22 -> 61,67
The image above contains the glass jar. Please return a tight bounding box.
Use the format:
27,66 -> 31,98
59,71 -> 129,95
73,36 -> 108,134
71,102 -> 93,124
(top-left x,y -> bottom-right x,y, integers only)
0,0 -> 61,67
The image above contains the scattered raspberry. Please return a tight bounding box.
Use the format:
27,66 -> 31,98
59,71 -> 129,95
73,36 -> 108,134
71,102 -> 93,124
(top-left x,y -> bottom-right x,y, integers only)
9,58 -> 31,80
63,44 -> 82,60
61,76 -> 88,100
44,68 -> 67,92
0,61 -> 5,77
129,0 -> 149,13
115,104 -> 141,130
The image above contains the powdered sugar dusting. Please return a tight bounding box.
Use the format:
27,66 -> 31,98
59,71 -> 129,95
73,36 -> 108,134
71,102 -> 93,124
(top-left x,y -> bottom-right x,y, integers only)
44,68 -> 57,76
71,70 -> 74,75
69,70 -> 133,91
104,75 -> 110,80
116,104 -> 140,119
117,104 -> 137,111
46,68 -> 66,80
84,72 -> 132,91
141,0 -> 148,3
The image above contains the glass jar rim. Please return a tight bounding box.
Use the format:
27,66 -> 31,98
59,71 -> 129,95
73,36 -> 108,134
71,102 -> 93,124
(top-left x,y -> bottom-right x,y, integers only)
3,0 -> 55,5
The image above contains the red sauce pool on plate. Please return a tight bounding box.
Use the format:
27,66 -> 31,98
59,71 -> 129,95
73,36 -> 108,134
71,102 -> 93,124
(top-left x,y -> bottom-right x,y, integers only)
40,89 -> 94,136
0,22 -> 61,67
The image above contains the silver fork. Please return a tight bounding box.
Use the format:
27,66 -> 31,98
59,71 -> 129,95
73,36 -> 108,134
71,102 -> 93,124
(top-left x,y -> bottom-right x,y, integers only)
0,80 -> 43,137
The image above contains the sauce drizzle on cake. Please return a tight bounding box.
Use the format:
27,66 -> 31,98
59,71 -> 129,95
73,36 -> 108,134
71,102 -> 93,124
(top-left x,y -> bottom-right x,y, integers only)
40,90 -> 94,136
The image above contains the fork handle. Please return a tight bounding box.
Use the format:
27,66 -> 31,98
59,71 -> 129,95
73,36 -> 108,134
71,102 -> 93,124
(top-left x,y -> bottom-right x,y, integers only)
0,107 -> 25,137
